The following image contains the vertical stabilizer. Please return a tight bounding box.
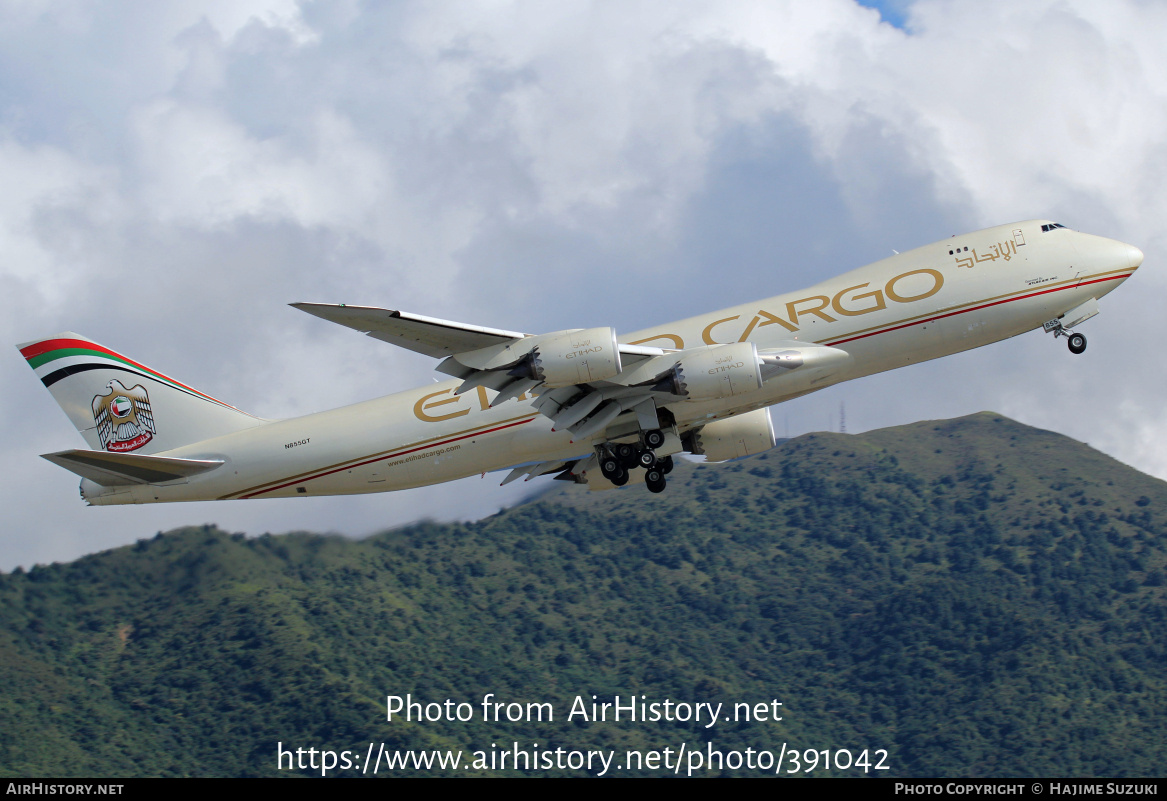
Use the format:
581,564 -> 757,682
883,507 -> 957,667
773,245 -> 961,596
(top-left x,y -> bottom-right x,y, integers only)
18,333 -> 265,454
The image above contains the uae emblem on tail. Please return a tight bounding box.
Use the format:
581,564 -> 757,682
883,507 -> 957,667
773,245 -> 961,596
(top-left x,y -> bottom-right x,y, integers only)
93,380 -> 156,452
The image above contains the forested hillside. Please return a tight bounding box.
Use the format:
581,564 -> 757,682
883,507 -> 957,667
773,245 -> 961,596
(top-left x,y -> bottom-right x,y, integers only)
2,413 -> 1164,777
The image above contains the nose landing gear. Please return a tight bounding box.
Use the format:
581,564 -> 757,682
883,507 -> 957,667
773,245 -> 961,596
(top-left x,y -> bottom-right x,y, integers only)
1043,318 -> 1088,355
1043,298 -> 1098,356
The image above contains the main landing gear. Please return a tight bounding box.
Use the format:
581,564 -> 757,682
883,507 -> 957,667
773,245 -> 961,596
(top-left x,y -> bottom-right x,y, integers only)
598,429 -> 674,493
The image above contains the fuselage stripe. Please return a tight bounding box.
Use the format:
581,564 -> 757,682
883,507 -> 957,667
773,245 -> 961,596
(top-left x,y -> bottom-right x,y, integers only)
821,273 -> 1130,348
232,415 -> 540,499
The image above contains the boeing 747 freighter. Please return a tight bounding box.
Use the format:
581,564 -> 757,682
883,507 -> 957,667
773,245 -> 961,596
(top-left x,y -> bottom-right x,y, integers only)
19,220 -> 1142,501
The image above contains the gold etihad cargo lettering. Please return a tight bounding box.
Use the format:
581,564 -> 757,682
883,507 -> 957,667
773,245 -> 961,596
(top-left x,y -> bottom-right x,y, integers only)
413,385 -> 531,423
653,267 -> 946,348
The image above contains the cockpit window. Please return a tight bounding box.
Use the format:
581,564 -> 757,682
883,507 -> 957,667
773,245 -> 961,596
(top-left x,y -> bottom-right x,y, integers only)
1041,223 -> 1068,232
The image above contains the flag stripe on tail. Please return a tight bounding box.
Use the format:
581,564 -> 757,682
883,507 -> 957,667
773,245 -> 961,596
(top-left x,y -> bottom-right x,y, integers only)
22,339 -> 245,413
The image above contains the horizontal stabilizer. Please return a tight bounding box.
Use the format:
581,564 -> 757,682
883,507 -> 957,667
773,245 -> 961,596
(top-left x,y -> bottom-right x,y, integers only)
42,449 -> 225,486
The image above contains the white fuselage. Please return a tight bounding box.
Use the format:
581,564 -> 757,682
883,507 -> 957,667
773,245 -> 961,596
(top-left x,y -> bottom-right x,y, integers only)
83,220 -> 1141,504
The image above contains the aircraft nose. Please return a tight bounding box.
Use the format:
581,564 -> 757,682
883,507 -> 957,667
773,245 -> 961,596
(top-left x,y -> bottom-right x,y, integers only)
1126,243 -> 1144,269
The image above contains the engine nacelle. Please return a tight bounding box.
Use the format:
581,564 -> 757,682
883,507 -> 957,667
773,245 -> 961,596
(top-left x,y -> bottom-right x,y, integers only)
673,342 -> 762,400
685,408 -> 777,463
523,327 -> 622,388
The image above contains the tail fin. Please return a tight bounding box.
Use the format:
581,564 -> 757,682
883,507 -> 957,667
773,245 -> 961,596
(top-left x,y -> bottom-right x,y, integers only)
18,332 -> 265,454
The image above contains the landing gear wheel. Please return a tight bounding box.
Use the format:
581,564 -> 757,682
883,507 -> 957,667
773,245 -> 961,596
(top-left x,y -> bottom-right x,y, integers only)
637,449 -> 658,469
643,429 -> 666,449
659,454 -> 674,475
645,467 -> 666,493
611,467 -> 629,486
1067,332 -> 1087,354
600,456 -> 621,479
615,443 -> 637,468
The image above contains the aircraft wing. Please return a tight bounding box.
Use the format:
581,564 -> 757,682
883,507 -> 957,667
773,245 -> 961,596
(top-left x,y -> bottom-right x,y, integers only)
294,302 -> 675,439
291,303 -> 529,359
294,303 -> 850,444
292,301 -> 664,361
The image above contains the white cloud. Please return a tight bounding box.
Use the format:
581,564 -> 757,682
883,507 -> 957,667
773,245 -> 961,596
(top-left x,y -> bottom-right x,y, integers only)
131,101 -> 387,230
0,140 -> 120,303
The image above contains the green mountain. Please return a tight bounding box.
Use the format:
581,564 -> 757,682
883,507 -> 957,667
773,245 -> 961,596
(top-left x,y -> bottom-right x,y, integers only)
2,412 -> 1164,778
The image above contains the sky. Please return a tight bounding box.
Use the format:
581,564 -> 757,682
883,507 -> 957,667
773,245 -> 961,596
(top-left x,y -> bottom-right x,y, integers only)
3,0 -> 1165,571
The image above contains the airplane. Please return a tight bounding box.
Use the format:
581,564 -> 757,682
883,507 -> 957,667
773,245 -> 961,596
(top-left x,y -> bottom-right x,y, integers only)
19,219 -> 1143,504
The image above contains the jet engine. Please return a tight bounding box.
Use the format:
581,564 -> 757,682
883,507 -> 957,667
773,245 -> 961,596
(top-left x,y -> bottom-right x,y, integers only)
664,342 -> 763,401
508,326 -> 622,387
684,408 -> 776,462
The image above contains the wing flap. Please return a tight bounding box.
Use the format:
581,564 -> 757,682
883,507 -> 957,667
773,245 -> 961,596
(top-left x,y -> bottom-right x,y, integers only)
42,449 -> 225,486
